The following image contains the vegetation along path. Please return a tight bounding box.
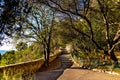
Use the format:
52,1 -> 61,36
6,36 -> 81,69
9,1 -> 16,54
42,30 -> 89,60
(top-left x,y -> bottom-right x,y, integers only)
36,52 -> 120,80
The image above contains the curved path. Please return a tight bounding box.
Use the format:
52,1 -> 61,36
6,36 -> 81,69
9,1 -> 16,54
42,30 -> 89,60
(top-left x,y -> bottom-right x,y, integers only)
36,53 -> 120,80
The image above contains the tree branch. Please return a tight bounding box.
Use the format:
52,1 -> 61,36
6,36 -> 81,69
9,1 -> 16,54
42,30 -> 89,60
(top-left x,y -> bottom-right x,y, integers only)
39,0 -> 104,51
97,0 -> 111,49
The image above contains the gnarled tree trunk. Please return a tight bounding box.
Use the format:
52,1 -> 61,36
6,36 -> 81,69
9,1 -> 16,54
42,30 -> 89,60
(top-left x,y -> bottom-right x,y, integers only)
110,51 -> 118,67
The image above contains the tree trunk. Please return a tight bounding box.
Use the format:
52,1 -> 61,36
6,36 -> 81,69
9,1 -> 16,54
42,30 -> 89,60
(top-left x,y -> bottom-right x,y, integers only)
103,50 -> 118,65
45,49 -> 50,66
46,50 -> 50,66
110,51 -> 119,67
43,48 -> 48,67
43,47 -> 50,67
110,51 -> 118,62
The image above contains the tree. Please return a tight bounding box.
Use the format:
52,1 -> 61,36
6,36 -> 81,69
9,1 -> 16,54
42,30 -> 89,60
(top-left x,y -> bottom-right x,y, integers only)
0,0 -> 34,44
16,41 -> 27,51
39,0 -> 120,65
17,4 -> 56,66
90,0 -> 120,63
52,18 -> 81,48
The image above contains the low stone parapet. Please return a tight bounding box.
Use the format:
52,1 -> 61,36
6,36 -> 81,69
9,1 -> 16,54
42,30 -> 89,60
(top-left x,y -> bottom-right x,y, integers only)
0,49 -> 62,79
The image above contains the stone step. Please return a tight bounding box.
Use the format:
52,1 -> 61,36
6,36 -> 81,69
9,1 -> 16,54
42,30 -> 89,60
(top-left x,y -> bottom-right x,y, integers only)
61,63 -> 73,68
61,63 -> 73,65
61,60 -> 73,63
61,58 -> 71,59
61,59 -> 72,62
58,53 -> 73,68
61,58 -> 72,60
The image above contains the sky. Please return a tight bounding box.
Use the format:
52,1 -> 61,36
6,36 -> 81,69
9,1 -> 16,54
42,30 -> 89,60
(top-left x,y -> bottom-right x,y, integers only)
0,37 -> 16,51
0,44 -> 14,50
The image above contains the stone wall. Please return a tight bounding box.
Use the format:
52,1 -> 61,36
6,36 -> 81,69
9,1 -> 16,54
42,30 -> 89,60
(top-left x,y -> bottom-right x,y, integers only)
0,50 -> 62,78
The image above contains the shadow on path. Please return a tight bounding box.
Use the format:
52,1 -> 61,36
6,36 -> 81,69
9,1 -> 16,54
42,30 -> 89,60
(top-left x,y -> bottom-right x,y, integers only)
36,53 -> 73,80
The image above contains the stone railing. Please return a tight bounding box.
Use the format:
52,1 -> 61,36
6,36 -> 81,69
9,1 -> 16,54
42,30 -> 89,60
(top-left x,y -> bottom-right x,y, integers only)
0,49 -> 62,79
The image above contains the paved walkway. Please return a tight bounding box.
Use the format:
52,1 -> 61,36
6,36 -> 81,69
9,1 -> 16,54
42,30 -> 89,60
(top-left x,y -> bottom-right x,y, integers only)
36,53 -> 120,80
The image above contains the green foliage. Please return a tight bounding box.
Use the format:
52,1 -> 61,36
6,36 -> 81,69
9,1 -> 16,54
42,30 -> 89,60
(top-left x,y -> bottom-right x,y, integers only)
15,43 -> 43,63
1,50 -> 16,65
16,42 -> 27,51
0,42 -> 43,66
51,20 -> 79,49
